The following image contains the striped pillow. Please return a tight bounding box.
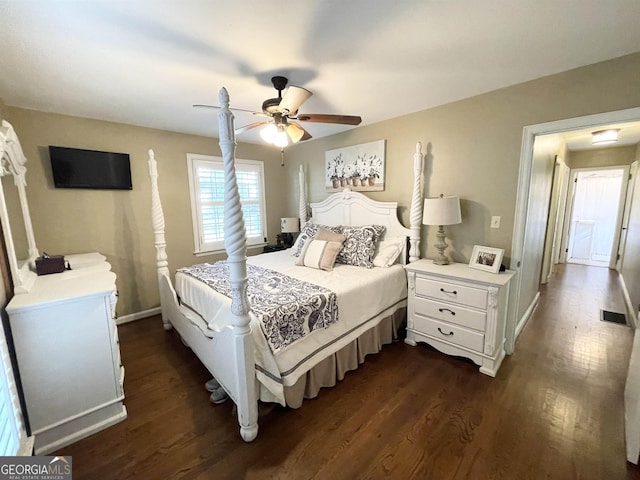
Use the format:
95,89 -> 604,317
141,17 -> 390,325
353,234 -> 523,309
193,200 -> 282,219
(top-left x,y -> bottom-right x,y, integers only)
296,239 -> 344,271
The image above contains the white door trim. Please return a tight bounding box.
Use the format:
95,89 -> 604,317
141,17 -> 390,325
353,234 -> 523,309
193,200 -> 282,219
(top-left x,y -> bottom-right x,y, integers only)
508,106 -> 640,353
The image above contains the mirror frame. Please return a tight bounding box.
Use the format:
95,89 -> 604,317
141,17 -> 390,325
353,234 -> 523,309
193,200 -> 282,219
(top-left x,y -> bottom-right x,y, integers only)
0,121 -> 38,294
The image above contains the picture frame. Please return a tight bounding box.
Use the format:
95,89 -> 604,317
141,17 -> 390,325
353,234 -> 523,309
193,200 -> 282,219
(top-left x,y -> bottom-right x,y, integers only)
469,245 -> 504,273
325,139 -> 386,192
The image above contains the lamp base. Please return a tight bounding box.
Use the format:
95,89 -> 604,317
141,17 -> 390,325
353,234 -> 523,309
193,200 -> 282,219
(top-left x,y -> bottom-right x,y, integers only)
432,225 -> 451,265
277,233 -> 294,248
432,255 -> 450,266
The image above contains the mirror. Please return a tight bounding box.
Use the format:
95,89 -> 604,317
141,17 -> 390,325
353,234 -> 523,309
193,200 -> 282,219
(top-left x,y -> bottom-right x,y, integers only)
0,121 -> 38,294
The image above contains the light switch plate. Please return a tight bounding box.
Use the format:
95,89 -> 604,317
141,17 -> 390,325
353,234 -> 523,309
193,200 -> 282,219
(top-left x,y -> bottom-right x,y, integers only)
491,216 -> 501,228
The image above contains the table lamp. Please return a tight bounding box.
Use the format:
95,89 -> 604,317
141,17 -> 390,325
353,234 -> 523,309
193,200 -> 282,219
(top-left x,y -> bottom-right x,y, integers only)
422,194 -> 462,265
279,217 -> 299,248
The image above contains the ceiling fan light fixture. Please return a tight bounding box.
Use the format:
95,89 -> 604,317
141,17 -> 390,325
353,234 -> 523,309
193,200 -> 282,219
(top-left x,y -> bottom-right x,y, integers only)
260,123 -> 277,143
274,125 -> 289,148
287,123 -> 305,143
592,129 -> 619,145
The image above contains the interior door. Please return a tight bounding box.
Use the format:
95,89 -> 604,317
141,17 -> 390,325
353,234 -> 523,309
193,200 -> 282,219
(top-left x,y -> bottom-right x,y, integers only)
565,168 -> 625,267
616,161 -> 637,271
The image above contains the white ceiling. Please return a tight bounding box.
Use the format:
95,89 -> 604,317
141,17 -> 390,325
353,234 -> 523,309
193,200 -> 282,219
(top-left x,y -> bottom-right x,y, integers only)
1,1 -> 640,146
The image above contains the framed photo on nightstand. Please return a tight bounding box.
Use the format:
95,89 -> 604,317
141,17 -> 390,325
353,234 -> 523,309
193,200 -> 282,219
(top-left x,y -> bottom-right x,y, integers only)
469,245 -> 504,273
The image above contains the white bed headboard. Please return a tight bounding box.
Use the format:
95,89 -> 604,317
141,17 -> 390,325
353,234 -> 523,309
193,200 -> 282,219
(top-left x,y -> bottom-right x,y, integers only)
310,188 -> 414,264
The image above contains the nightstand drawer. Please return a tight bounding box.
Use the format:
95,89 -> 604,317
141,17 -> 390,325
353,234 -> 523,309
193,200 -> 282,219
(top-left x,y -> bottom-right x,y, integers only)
412,315 -> 485,352
415,277 -> 487,309
413,296 -> 486,331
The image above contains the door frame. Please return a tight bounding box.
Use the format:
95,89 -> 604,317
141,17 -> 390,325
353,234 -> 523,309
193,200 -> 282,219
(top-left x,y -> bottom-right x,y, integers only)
508,106 -> 640,354
616,161 -> 637,272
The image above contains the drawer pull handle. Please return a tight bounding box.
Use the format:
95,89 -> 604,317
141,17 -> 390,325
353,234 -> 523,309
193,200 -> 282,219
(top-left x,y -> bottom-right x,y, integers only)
437,327 -> 454,336
440,288 -> 457,295
438,308 -> 456,316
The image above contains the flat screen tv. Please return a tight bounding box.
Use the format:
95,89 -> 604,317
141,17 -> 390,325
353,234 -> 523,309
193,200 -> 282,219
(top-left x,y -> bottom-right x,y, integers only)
49,146 -> 132,190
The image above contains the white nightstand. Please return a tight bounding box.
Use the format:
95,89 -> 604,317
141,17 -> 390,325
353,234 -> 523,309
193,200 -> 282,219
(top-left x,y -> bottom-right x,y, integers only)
404,259 -> 515,376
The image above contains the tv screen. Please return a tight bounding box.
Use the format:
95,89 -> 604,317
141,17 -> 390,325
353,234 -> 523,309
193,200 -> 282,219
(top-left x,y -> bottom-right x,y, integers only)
49,146 -> 132,190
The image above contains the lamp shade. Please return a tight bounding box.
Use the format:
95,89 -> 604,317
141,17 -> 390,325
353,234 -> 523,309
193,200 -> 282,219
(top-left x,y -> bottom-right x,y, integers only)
280,217 -> 300,233
422,195 -> 462,226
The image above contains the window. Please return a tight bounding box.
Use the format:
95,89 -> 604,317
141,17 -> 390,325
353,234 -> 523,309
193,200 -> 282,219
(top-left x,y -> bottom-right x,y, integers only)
0,314 -> 30,456
187,154 -> 267,254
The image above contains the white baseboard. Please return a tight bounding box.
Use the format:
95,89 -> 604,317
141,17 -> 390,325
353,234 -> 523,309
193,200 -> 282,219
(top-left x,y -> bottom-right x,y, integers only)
515,291 -> 540,341
116,307 -> 161,325
619,274 -> 638,329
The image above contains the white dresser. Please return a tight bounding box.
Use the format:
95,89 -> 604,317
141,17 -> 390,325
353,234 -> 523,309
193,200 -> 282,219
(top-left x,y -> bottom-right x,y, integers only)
6,252 -> 126,454
404,259 -> 515,376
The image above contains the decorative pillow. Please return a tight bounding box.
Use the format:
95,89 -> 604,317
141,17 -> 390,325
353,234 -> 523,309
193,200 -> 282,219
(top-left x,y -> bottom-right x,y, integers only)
293,223 -> 343,257
373,237 -> 405,267
314,227 -> 346,244
295,239 -> 343,271
336,225 -> 386,268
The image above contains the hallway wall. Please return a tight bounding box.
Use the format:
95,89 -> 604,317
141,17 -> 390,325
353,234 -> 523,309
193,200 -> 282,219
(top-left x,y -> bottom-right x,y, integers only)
621,143 -> 640,323
568,145 -> 636,169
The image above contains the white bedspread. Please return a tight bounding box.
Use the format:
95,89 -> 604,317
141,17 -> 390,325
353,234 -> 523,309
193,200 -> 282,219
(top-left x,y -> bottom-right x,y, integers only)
174,249 -> 407,404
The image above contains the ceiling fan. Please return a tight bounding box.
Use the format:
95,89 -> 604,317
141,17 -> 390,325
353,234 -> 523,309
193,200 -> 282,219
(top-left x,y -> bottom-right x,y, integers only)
193,76 -> 362,147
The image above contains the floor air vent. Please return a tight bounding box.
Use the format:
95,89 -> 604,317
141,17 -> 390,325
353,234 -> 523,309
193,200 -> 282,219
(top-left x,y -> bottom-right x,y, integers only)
600,310 -> 628,325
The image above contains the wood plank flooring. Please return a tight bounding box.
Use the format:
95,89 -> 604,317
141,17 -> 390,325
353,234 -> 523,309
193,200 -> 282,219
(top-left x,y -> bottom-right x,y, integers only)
56,264 -> 640,479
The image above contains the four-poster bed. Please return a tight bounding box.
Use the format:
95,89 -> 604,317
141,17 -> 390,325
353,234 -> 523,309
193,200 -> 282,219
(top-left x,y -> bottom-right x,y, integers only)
147,87 -> 425,442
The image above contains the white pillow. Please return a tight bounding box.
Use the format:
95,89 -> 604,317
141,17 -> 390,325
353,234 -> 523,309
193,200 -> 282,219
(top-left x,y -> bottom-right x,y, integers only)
373,237 -> 404,267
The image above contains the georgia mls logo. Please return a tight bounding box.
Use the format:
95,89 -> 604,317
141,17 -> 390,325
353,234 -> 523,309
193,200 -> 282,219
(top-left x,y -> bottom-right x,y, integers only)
0,455 -> 72,480
49,456 -> 71,472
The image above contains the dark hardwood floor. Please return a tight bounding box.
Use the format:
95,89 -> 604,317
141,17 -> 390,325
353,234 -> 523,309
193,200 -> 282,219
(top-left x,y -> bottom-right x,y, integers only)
56,264 -> 640,479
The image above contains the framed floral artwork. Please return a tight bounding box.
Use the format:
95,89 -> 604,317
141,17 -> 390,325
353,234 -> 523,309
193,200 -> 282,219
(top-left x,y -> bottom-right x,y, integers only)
325,140 -> 386,192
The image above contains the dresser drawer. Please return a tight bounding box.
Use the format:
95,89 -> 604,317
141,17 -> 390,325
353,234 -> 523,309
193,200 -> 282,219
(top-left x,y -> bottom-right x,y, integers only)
412,315 -> 485,352
413,296 -> 486,331
415,277 -> 487,309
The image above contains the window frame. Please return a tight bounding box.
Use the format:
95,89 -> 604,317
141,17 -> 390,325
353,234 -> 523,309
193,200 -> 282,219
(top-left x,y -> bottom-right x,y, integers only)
187,153 -> 268,255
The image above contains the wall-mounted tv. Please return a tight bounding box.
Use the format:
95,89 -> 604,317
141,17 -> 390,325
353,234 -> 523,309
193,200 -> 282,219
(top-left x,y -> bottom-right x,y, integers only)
49,146 -> 133,190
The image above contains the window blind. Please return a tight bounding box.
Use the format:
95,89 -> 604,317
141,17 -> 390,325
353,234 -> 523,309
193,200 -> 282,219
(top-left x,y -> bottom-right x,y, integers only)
188,154 -> 267,253
0,317 -> 26,456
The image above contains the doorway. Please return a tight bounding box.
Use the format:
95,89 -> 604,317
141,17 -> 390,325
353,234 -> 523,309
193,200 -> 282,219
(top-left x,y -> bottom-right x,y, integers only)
508,106 -> 640,354
564,168 -> 625,267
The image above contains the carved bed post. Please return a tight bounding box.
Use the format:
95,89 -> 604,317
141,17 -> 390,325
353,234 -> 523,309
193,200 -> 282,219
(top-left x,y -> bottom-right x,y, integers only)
147,149 -> 172,330
299,165 -> 307,226
409,141 -> 424,262
218,87 -> 259,442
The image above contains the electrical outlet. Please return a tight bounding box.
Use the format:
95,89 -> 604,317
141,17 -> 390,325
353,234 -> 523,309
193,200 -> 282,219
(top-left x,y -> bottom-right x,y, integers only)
491,216 -> 501,229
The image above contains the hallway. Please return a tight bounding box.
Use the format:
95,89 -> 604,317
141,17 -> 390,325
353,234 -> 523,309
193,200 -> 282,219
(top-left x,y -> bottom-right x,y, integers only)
516,262 -> 638,478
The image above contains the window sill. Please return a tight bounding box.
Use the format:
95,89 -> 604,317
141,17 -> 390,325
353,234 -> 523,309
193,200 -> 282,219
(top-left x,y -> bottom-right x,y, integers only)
194,243 -> 267,257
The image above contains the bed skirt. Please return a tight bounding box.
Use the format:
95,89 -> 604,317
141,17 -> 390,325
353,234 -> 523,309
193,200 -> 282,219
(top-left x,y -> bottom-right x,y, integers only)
280,307 -> 406,408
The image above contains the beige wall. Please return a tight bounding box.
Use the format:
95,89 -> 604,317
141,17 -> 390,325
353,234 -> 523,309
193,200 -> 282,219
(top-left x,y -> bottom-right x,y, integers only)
0,97 -> 6,124
3,108 -> 285,317
568,145 -> 637,169
3,52 -> 640,319
282,52 -> 640,266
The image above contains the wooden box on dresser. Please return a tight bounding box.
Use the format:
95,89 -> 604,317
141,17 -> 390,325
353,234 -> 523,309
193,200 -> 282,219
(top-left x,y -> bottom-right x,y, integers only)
404,259 -> 515,376
6,253 -> 126,454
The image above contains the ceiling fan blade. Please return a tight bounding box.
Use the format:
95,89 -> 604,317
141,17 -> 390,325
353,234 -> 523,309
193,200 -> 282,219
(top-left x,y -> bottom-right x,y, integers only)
235,121 -> 267,135
295,113 -> 362,125
193,104 -> 259,115
287,122 -> 313,143
278,86 -> 312,115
